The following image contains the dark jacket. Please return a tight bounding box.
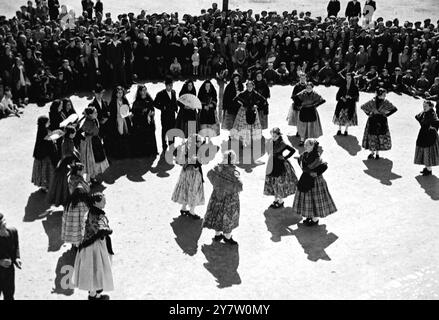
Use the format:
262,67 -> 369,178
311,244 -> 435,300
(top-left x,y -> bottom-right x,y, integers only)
335,81 -> 359,119
327,0 -> 341,17
154,89 -> 178,123
0,227 -> 20,263
345,1 -> 361,18
416,109 -> 439,148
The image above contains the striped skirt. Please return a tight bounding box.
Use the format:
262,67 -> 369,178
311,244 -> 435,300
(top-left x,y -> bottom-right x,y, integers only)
73,239 -> 114,292
31,157 -> 54,189
297,112 -> 323,139
171,166 -> 205,207
292,175 -> 337,219
231,107 -> 262,146
61,202 -> 89,246
414,139 -> 439,167
264,160 -> 298,198
80,137 -> 109,179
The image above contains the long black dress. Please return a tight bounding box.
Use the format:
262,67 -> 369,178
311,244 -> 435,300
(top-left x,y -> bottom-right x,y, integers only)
414,108 -> 439,167
176,82 -> 198,138
333,80 -> 359,126
130,93 -> 158,157
254,78 -> 270,129
107,97 -> 132,159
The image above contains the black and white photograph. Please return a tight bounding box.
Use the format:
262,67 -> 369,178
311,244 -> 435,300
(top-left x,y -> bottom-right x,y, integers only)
1,0 -> 439,306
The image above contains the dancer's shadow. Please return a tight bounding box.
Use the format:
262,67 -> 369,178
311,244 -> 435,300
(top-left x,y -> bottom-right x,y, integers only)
52,248 -> 76,296
292,223 -> 338,262
42,210 -> 64,252
415,175 -> 439,200
201,242 -> 241,288
151,150 -> 174,178
287,135 -> 304,151
103,156 -> 155,184
333,135 -> 362,156
170,216 -> 203,256
363,159 -> 402,185
24,191 -> 51,222
264,207 -> 302,242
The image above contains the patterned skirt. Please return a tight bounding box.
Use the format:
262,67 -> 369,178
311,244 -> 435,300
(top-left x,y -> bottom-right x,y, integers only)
200,123 -> 220,137
222,111 -> 237,131
362,119 -> 392,151
333,109 -> 358,126
73,239 -> 114,292
61,202 -> 89,246
231,107 -> 262,146
258,110 -> 268,130
47,164 -> 70,207
264,160 -> 298,198
203,190 -> 240,234
414,139 -> 439,167
297,112 -> 323,139
292,175 -> 337,219
287,104 -> 299,127
31,157 -> 54,189
171,166 -> 205,207
80,137 -> 109,179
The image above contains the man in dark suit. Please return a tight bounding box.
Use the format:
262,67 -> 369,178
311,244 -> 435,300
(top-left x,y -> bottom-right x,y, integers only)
345,0 -> 362,20
88,47 -> 104,88
107,32 -> 126,88
89,84 -> 110,151
327,0 -> 341,17
0,212 -> 21,300
154,77 -> 179,151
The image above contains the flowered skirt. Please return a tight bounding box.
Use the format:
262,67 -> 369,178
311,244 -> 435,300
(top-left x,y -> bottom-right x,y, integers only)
414,139 -> 439,167
73,239 -> 114,292
258,110 -> 268,130
264,160 -> 298,198
80,137 -> 109,179
222,111 -> 237,130
292,175 -> 337,219
171,166 -> 205,207
287,104 -> 299,127
61,202 -> 89,246
203,190 -> 240,234
297,112 -> 323,139
47,164 -> 70,207
231,107 -> 262,146
333,109 -> 358,126
362,120 -> 392,151
31,157 -> 54,189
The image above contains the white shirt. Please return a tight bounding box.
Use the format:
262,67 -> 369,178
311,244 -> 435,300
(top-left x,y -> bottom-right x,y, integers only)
94,56 -> 99,69
166,90 -> 172,100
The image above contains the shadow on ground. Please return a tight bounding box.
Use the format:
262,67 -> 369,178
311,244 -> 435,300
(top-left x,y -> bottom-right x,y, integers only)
104,156 -> 156,184
24,190 -> 51,222
52,247 -> 76,296
415,175 -> 439,200
170,215 -> 203,256
363,158 -> 402,185
42,210 -> 64,252
292,223 -> 338,262
150,151 -> 173,178
333,135 -> 362,156
202,242 -> 241,288
264,207 -> 302,242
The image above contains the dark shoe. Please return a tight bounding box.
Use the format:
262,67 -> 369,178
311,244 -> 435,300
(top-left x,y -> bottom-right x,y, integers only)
269,201 -> 279,208
303,218 -> 312,226
180,210 -> 189,216
295,132 -> 300,137
273,201 -> 284,209
422,168 -> 432,176
336,130 -> 342,136
375,154 -> 380,160
224,237 -> 238,245
213,235 -> 224,242
88,294 -> 110,300
367,153 -> 375,160
305,219 -> 319,226
344,131 -> 348,136
188,213 -> 201,220
298,141 -> 304,147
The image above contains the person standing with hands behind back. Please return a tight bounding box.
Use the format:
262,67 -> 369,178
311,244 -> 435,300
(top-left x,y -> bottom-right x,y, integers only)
0,212 -> 21,300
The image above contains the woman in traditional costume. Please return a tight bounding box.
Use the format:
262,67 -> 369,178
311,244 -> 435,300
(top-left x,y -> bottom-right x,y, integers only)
79,106 -> 109,184
292,139 -> 337,226
130,84 -> 158,157
361,88 -> 398,159
171,134 -> 206,220
203,150 -> 243,245
333,72 -> 359,136
61,163 -> 90,248
264,128 -> 298,209
231,80 -> 267,147
296,82 -> 326,146
31,115 -> 57,192
47,125 -> 80,207
287,72 -> 307,137
254,71 -> 270,130
73,192 -> 114,300
222,71 -> 243,130
176,80 -> 199,138
198,80 -> 220,139
414,100 -> 439,176
61,98 -> 77,120
108,86 -> 131,158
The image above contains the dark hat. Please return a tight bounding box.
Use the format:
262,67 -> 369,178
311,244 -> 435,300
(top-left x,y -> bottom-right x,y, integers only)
165,76 -> 173,85
94,83 -> 104,93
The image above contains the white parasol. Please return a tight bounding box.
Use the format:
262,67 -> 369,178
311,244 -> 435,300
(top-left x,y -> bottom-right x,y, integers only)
178,94 -> 202,110
120,104 -> 131,118
45,129 -> 65,141
59,113 -> 79,128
